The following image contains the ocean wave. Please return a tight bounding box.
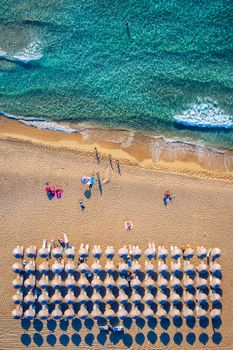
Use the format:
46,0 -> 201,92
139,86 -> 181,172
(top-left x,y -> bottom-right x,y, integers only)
0,112 -> 77,133
0,41 -> 43,63
174,99 -> 233,129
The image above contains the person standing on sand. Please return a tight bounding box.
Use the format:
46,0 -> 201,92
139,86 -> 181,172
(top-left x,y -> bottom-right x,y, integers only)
108,154 -> 113,169
94,147 -> 100,164
80,201 -> 85,211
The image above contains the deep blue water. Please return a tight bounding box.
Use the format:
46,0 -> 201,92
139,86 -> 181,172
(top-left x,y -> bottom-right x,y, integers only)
0,0 -> 233,147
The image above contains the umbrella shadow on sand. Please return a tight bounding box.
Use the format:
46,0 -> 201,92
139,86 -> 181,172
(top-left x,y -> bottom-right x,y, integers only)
84,190 -> 92,199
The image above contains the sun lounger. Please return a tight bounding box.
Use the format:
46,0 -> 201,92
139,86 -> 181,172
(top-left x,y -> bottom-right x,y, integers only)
99,325 -> 109,332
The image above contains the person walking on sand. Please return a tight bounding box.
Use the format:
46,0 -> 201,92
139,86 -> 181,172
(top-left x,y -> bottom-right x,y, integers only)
108,154 -> 113,169
80,201 -> 85,211
94,147 -> 100,164
116,159 -> 121,175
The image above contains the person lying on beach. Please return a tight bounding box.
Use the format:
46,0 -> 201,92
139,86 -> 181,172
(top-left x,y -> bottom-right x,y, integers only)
163,190 -> 175,206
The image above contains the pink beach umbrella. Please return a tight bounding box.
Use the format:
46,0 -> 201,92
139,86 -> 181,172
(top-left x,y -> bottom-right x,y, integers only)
91,291 -> 102,304
184,261 -> 195,275
143,291 -> 154,305
170,291 -> 181,304
65,274 -> 76,288
210,291 -> 221,303
156,307 -> 167,319
183,292 -> 194,305
184,247 -> 194,260
144,246 -> 155,260
130,306 -> 141,319
196,306 -> 207,319
51,305 -> 63,320
24,306 -> 36,320
51,275 -> 62,289
65,262 -> 76,274
26,246 -> 37,259
104,290 -> 115,304
132,246 -> 142,260
78,262 -> 89,274
196,261 -> 208,274
78,305 -> 88,319
119,263 -> 128,275
145,261 -> 154,274
196,291 -> 208,303
196,278 -> 208,290
210,309 -> 221,320
211,248 -> 221,260
197,246 -> 207,259
131,277 -> 141,290
143,306 -> 154,319
171,261 -> 181,274
78,246 -> 89,259
77,290 -> 89,304
52,261 -> 64,274
157,291 -> 168,305
66,247 -> 75,259
104,275 -> 115,289
118,247 -> 129,259
171,246 -> 181,260
117,291 -> 128,304
24,275 -> 36,289
158,246 -> 168,260
51,290 -> 63,304
210,277 -> 221,289
25,261 -> 36,274
118,306 -> 128,319
131,292 -> 142,305
78,276 -> 89,289
158,276 -> 168,290
117,277 -> 128,290
24,291 -> 35,305
170,306 -> 181,319
104,307 -> 115,320
158,261 -> 169,275
91,275 -> 102,289
39,247 -> 49,259
131,261 -> 142,274
105,260 -> 115,274
38,262 -> 49,274
210,262 -> 221,274
39,274 -> 49,289
183,277 -> 194,289
144,276 -> 155,290
91,261 -> 102,274
183,306 -> 194,319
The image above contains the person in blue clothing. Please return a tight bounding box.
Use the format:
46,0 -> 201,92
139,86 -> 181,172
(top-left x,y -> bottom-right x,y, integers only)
80,200 -> 85,211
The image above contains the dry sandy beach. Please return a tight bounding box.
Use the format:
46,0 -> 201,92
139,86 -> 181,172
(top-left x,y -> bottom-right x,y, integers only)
0,117 -> 233,349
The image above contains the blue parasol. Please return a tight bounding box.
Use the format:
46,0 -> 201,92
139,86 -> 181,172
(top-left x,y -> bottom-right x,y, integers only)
81,177 -> 89,184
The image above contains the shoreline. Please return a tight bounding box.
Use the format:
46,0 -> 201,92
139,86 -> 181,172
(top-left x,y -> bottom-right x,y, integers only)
1,115 -> 233,182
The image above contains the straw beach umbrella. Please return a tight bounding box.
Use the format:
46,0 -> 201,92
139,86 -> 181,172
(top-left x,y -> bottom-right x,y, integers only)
91,275 -> 102,289
183,306 -> 194,319
26,246 -> 37,259
211,248 -> 221,260
131,261 -> 142,274
38,305 -> 49,320
184,247 -> 194,259
12,274 -> 23,289
144,276 -> 155,290
91,261 -> 102,274
51,275 -> 62,289
170,291 -> 181,304
78,263 -> 89,274
77,290 -> 89,304
104,290 -> 115,304
131,276 -> 141,290
13,246 -> 24,259
39,274 -> 49,289
105,260 -> 115,274
52,261 -> 64,274
117,277 -> 128,289
78,246 -> 89,259
91,290 -> 102,304
183,292 -> 194,305
171,246 -> 181,260
78,305 -> 88,319
105,246 -> 115,259
118,246 -> 128,259
51,290 -> 63,304
143,291 -> 154,305
24,275 -> 36,289
131,292 -> 142,305
24,291 -> 35,305
38,262 -> 49,274
65,274 -> 76,289
51,305 -> 63,320
119,263 -> 128,275
92,245 -> 102,259
64,289 -> 76,304
78,276 -> 89,289
158,261 -> 169,275
210,277 -> 221,289
130,306 -> 141,319
197,246 -> 207,259
24,305 -> 36,320
104,275 -> 115,289
104,307 -> 115,320
132,246 -> 142,260
91,305 -> 102,320
12,262 -> 24,274
38,290 -> 50,304
183,277 -> 194,289
65,261 -> 76,274
158,246 -> 168,260
39,247 -> 49,259
145,261 -> 154,274
196,261 -> 208,274
118,291 -> 128,304
12,306 -> 23,319
210,262 -> 221,274
66,247 -> 75,259
158,276 -> 168,290
143,306 -> 154,319
196,278 -> 208,290
196,306 -> 207,319
157,291 -> 168,305
210,309 -> 221,319
156,307 -> 167,319
12,291 -> 23,304
118,306 -> 128,319
52,247 -> 62,259
170,306 -> 181,319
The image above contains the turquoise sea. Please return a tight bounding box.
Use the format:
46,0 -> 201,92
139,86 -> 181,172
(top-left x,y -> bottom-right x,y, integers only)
0,0 -> 233,148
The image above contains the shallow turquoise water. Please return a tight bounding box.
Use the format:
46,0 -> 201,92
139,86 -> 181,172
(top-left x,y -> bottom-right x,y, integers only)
0,0 -> 233,147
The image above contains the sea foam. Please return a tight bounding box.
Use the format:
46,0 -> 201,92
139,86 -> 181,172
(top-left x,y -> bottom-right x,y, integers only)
174,99 -> 233,129
0,41 -> 43,63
